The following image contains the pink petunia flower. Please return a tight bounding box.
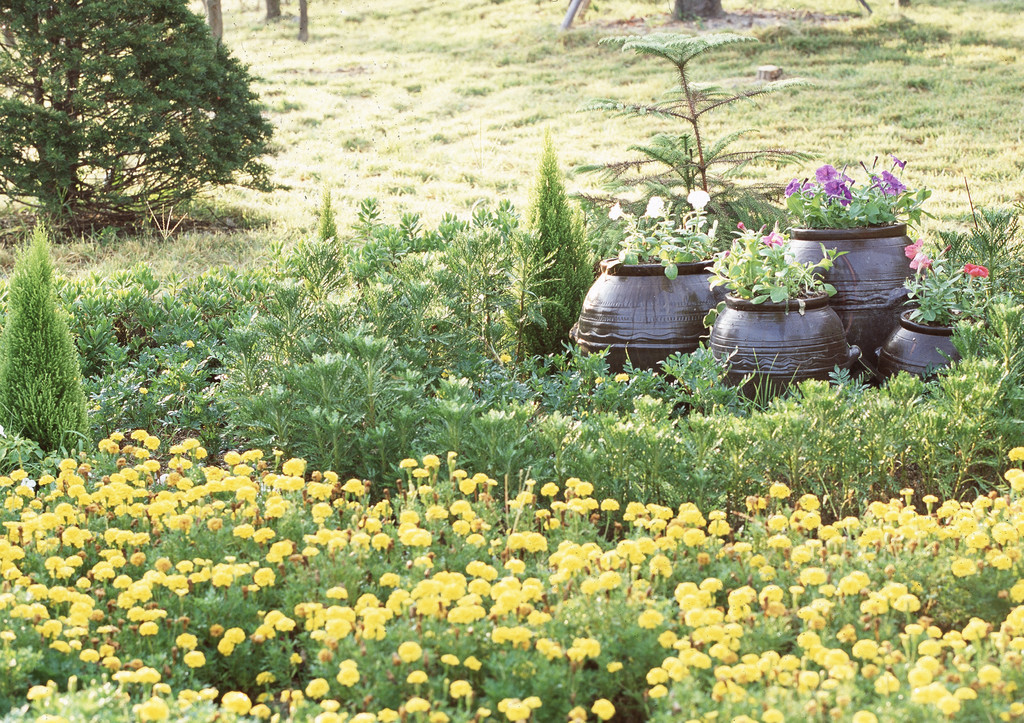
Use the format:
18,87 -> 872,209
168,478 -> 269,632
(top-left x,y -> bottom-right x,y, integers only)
964,263 -> 989,278
909,252 -> 932,271
904,239 -> 924,260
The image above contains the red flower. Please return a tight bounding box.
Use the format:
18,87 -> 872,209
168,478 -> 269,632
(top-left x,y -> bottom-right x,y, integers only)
964,263 -> 989,278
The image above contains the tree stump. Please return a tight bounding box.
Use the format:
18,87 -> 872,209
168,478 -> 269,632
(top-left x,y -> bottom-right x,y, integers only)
756,65 -> 783,81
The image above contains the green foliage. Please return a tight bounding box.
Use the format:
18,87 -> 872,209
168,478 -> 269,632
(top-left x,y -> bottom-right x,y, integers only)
939,206 -> 1024,300
0,226 -> 88,452
56,264 -> 264,449
707,229 -> 838,304
581,33 -> 809,227
522,135 -> 591,357
0,0 -> 272,228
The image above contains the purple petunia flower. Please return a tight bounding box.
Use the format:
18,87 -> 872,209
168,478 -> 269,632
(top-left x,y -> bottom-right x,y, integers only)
872,170 -> 906,197
891,154 -> 907,170
823,179 -> 853,206
785,179 -> 804,197
815,164 -> 841,183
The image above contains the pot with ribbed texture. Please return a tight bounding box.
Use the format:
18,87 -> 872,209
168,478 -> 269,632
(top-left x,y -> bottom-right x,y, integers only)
709,293 -> 861,397
789,224 -> 912,369
570,258 -> 721,373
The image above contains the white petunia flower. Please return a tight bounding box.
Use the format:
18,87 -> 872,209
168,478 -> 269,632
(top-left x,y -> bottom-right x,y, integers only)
687,189 -> 711,210
644,196 -> 666,218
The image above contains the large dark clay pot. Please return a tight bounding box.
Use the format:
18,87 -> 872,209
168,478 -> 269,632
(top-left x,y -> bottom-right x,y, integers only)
570,259 -> 721,373
709,294 -> 861,397
877,311 -> 961,379
790,224 -> 912,368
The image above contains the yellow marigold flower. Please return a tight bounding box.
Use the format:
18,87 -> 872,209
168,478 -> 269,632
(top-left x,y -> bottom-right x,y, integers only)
951,557 -> 977,577
422,454 -> 440,469
305,678 -> 330,699
440,654 -> 459,666
405,697 -> 431,714
907,667 -> 933,687
464,656 -> 482,671
183,651 -> 206,668
762,710 -> 784,723
253,568 -> 276,587
1010,447 -> 1024,462
407,670 -> 428,684
649,684 -> 667,698
978,665 -> 1002,685
397,641 -> 423,663
343,478 -> 366,495
27,685 -> 53,701
637,609 -> 664,629
851,713 -> 877,723
222,691 -> 252,716
450,680 -> 473,699
281,458 -> 306,477
799,567 -> 827,587
136,696 -> 170,721
578,698 -> 612,723
139,621 -> 159,636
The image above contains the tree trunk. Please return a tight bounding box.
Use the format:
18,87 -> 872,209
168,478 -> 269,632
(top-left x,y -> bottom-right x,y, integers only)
207,0 -> 223,41
674,0 -> 723,19
298,0 -> 308,41
266,0 -> 281,21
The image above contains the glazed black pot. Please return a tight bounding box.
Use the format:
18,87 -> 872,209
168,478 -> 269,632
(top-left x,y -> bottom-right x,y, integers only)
570,259 -> 722,373
789,224 -> 912,368
877,311 -> 961,378
708,293 -> 861,397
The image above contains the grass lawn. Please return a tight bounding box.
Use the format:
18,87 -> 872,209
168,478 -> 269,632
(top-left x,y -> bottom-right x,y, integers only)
2,0 -> 1021,278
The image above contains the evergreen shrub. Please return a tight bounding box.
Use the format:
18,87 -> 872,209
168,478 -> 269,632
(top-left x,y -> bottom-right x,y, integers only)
0,226 -> 89,452
522,134 -> 592,357
0,0 -> 272,228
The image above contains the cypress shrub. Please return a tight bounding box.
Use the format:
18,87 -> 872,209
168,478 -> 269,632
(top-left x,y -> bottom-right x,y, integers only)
523,134 -> 592,357
0,226 -> 89,451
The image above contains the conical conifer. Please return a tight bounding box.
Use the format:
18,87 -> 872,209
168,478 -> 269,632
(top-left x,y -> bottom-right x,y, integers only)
0,226 -> 89,451
523,134 -> 592,357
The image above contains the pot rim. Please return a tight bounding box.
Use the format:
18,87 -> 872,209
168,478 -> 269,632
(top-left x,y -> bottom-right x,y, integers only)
789,223 -> 908,241
724,292 -> 831,312
600,257 -> 713,276
898,309 -> 956,336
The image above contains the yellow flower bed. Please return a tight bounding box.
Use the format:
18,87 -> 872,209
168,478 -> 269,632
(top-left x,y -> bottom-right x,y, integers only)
4,435 -> 1024,722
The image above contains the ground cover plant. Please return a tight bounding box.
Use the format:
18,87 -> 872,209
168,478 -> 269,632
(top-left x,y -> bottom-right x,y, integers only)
1,442 -> 1024,722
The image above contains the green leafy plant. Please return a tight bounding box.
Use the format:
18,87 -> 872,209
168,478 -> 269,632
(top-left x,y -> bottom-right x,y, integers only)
938,205 -> 1024,300
582,33 -> 808,225
707,226 -> 839,308
903,239 -> 990,326
0,225 -> 88,452
785,156 -> 931,229
521,134 -> 592,357
0,0 -> 272,228
613,191 -> 719,278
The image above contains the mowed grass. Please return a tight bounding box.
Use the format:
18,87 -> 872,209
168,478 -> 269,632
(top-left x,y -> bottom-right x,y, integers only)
9,0 -> 1024,276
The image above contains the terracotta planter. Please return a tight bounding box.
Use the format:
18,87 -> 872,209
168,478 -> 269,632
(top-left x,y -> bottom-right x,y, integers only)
708,293 -> 861,397
570,259 -> 721,373
789,224 -> 912,368
877,311 -> 961,378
